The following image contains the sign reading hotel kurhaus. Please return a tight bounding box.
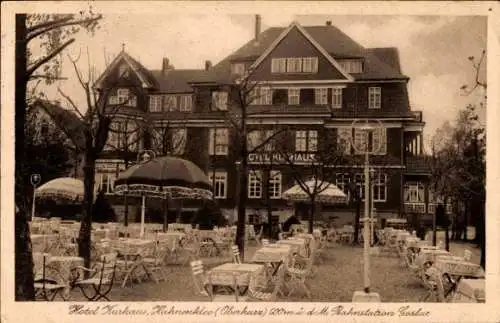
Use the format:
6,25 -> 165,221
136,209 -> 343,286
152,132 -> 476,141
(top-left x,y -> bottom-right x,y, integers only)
248,152 -> 316,164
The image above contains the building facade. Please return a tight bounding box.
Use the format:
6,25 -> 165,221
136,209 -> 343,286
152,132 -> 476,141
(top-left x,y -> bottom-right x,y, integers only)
94,17 -> 444,225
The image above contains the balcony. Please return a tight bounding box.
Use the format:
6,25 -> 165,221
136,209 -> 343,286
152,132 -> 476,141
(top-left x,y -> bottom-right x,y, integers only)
404,202 -> 426,214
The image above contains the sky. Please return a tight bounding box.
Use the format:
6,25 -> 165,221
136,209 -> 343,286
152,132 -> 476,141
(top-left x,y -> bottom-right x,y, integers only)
35,12 -> 487,150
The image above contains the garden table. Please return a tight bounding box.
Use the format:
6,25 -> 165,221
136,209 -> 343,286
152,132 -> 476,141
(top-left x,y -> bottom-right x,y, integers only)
433,257 -> 483,299
48,256 -> 84,283
112,239 -> 155,287
414,249 -> 450,269
252,245 -> 291,265
276,238 -> 306,254
207,263 -> 264,295
452,278 -> 485,303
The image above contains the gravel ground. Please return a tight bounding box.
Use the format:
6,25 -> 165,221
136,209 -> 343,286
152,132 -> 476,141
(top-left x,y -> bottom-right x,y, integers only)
64,239 -> 481,302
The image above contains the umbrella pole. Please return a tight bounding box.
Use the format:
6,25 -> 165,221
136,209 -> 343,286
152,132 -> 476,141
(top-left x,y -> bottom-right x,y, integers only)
140,195 -> 146,238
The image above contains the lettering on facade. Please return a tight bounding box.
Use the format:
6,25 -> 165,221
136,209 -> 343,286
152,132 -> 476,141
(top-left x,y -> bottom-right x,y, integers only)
247,153 -> 316,164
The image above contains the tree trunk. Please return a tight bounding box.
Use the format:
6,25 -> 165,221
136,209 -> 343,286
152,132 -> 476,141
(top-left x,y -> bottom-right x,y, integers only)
479,201 -> 485,269
463,200 -> 468,241
308,198 -> 315,234
264,175 -> 273,239
78,151 -> 96,269
236,161 -> 247,260
353,198 -> 361,245
15,14 -> 36,301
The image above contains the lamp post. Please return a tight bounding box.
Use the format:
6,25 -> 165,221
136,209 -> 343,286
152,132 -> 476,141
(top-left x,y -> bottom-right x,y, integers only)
30,173 -> 41,220
350,119 -> 382,302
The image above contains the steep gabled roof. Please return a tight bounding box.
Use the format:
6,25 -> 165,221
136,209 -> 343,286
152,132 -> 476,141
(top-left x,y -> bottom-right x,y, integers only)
94,51 -> 158,90
250,22 -> 354,82
193,22 -> 408,84
30,100 -> 86,151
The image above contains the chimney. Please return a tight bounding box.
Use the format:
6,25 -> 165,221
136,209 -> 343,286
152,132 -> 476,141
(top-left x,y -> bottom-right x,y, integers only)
162,57 -> 172,75
205,60 -> 212,71
255,14 -> 261,42
326,20 -> 332,26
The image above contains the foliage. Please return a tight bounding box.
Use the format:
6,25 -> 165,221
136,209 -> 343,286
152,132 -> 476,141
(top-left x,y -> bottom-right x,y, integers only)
15,10 -> 102,301
21,109 -> 75,204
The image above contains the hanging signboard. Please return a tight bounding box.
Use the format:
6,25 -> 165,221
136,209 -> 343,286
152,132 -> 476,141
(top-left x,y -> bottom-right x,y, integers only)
247,152 -> 316,164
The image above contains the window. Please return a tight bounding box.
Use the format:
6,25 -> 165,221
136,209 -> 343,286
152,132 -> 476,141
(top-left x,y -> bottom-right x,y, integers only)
212,91 -> 228,111
353,127 -> 386,155
372,173 -> 387,202
404,182 -> 425,203
368,87 -> 381,109
337,128 -> 351,155
118,63 -> 129,77
117,88 -> 136,107
286,58 -> 302,73
354,174 -> 365,200
248,171 -> 262,198
209,128 -> 229,155
247,130 -> 261,151
339,60 -> 363,74
149,95 -> 163,112
172,128 -> 187,155
268,171 -> 282,199
314,88 -> 328,105
263,130 -> 275,151
180,95 -> 192,112
164,95 -> 177,112
272,57 -> 318,73
295,130 -> 307,152
231,63 -> 245,76
302,57 -> 318,73
95,173 -> 116,194
336,173 -> 351,199
332,88 -> 342,109
108,95 -> 118,105
295,130 -> 317,152
372,127 -> 387,155
354,128 -> 369,154
209,172 -> 227,199
250,87 -> 272,105
271,58 -> 287,73
288,88 -> 300,105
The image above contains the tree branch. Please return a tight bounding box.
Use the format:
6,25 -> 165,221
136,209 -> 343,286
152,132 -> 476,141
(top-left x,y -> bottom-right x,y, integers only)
26,15 -> 102,42
57,87 -> 86,120
26,38 -> 75,77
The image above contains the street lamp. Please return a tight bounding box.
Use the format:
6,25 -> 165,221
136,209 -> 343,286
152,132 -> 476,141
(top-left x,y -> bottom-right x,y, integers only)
350,119 -> 383,302
30,174 -> 41,220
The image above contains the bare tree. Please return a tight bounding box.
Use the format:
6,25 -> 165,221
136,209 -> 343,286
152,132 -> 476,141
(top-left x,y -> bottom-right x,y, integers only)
56,51 -> 140,268
15,11 -> 102,300
276,127 -> 350,234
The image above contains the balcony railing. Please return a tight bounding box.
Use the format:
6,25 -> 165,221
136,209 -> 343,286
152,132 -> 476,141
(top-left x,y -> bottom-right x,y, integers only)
404,202 -> 426,214
404,202 -> 452,214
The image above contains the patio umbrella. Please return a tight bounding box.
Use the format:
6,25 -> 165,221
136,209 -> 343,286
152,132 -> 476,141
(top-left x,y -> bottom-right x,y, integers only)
114,156 -> 213,237
36,177 -> 85,202
282,179 -> 348,204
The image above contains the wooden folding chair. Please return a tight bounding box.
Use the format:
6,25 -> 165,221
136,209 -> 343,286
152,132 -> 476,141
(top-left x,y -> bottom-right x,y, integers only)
34,254 -> 70,301
231,245 -> 241,264
72,253 -> 117,301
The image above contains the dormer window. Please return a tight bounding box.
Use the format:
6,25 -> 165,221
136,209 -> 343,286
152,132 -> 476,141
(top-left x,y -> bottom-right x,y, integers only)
339,59 -> 363,74
231,63 -> 246,76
